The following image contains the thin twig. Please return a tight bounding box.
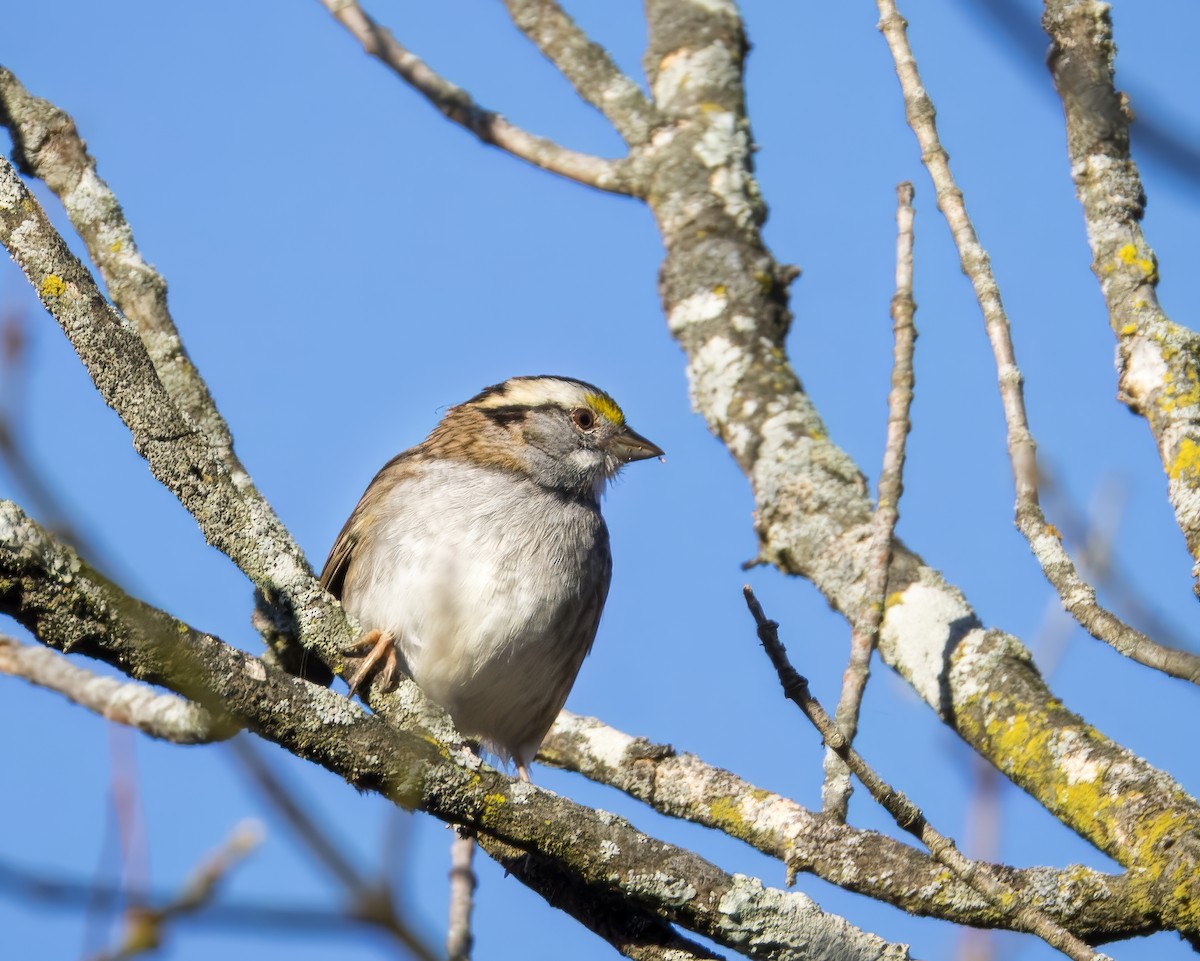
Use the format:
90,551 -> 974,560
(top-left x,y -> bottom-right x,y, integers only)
0,854 -> 424,933
319,0 -> 641,195
502,0 -> 661,145
447,832 -> 476,961
823,182 -> 918,819
88,822 -> 262,961
229,738 -> 439,961
0,635 -> 227,743
229,738 -> 362,890
875,0 -> 1200,686
744,586 -> 1111,961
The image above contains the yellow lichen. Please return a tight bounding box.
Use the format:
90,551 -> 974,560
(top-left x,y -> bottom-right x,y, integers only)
1169,438 -> 1200,481
709,796 -> 750,839
1158,359 -> 1200,413
39,274 -> 67,299
1119,322 -> 1138,337
1116,243 -> 1158,282
479,791 -> 509,829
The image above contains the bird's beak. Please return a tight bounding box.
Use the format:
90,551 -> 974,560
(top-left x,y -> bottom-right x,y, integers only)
607,425 -> 664,463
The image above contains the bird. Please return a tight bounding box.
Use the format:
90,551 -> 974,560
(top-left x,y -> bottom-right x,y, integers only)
320,375 -> 662,781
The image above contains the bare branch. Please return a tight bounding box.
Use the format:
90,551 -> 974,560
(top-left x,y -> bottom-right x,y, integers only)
875,0 -> 1200,687
318,0 -> 642,195
0,66 -> 230,451
823,182 -> 919,819
0,852 -> 437,935
1040,470 -> 1195,654
744,588 -> 1112,961
542,712 -> 1154,943
502,0 -> 661,144
0,634 -> 228,744
0,148 -> 351,673
91,822 -> 262,961
229,738 -> 439,960
1041,2 -> 1200,595
606,1 -> 1200,931
446,833 -> 475,961
0,501 -> 913,961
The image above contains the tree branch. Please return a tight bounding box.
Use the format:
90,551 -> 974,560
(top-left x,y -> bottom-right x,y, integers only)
502,0 -> 662,145
0,634 -> 228,743
318,0 -> 642,195
633,2 -> 1200,935
0,501 -> 913,961
823,181 -> 919,819
541,712 -> 1155,943
0,146 -> 353,678
0,66 -> 230,452
874,0 -> 1200,688
744,588 -> 1111,961
1042,1 -> 1200,595
479,834 -> 726,961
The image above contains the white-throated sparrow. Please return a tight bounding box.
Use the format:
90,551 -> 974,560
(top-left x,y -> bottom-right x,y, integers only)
321,376 -> 662,781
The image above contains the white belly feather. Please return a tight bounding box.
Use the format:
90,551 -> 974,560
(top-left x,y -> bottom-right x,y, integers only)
340,459 -> 610,765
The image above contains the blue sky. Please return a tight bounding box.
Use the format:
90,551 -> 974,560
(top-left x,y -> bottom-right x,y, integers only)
2,2 -> 1199,959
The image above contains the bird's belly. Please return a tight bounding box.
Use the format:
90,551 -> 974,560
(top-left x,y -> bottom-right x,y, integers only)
340,466 -> 609,760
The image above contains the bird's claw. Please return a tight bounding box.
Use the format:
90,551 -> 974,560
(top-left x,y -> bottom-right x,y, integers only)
343,628 -> 399,699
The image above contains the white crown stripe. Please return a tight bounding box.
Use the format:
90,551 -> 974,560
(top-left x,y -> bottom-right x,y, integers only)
473,378 -> 625,425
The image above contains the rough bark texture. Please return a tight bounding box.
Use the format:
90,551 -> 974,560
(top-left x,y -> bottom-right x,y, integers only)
0,635 -> 227,743
4,1 -> 1200,954
0,130 -> 350,675
0,500 -> 912,961
623,4 -> 1200,940
542,713 -> 1155,943
1043,2 -> 1200,589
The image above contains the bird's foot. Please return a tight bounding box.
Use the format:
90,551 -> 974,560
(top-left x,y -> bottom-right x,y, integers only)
343,628 -> 399,699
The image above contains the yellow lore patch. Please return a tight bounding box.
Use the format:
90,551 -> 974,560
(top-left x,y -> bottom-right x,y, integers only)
586,392 -> 625,426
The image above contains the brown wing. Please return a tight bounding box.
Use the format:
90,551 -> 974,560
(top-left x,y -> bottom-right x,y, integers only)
320,451 -> 413,599
319,510 -> 360,600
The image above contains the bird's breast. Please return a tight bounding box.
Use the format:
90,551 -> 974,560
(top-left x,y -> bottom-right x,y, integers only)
340,460 -> 610,700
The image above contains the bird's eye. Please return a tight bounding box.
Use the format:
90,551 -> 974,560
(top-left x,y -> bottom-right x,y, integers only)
571,408 -> 597,431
